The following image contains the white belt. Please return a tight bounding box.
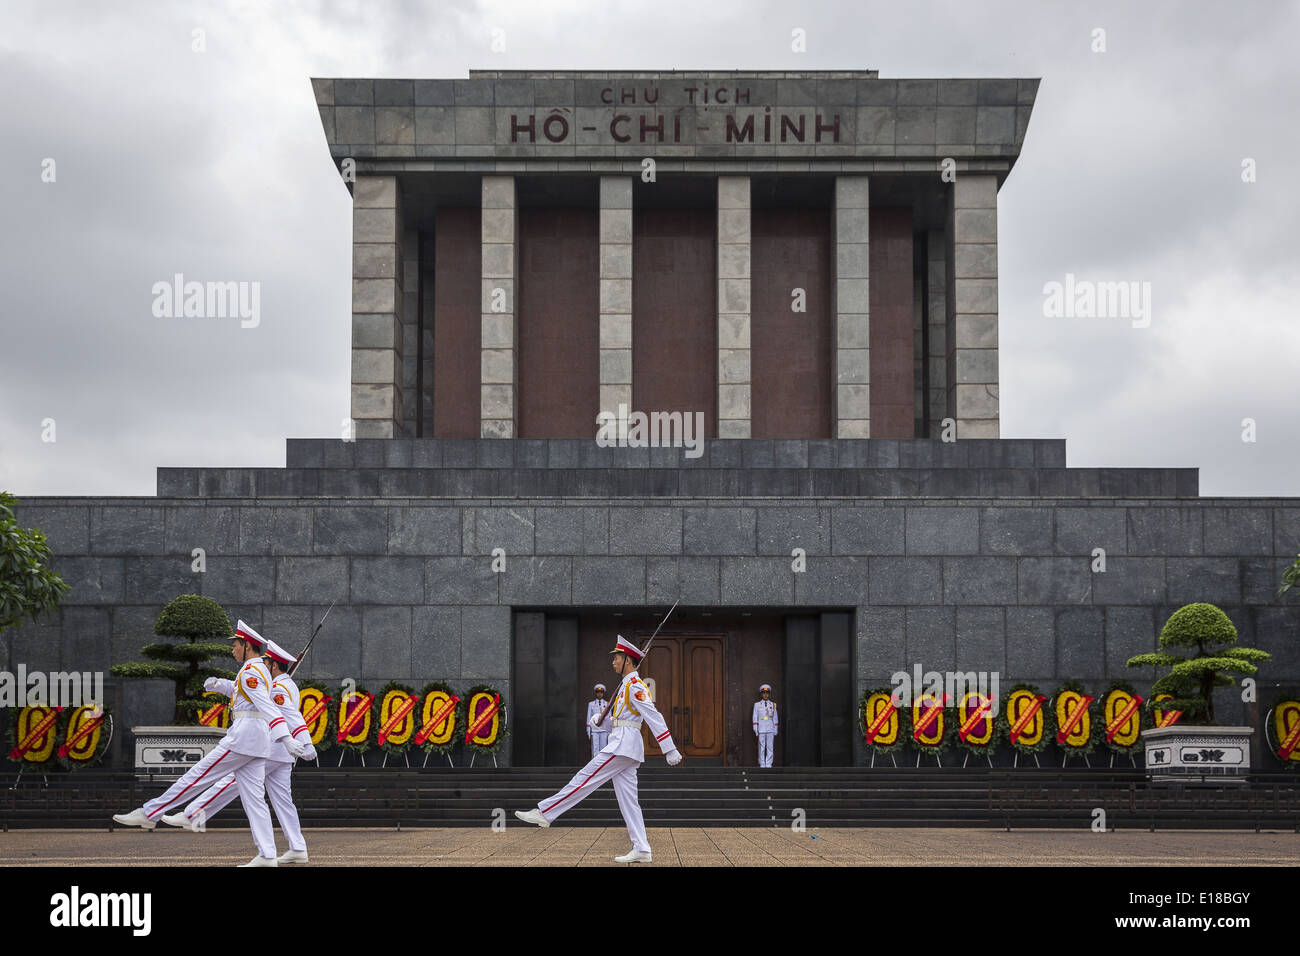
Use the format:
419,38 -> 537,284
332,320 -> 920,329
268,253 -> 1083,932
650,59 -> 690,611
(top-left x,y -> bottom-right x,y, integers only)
613,719 -> 639,728
232,712 -> 267,720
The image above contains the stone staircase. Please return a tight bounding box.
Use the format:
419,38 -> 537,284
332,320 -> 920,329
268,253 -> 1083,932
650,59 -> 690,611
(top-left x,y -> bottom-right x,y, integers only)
5,767 -> 1296,830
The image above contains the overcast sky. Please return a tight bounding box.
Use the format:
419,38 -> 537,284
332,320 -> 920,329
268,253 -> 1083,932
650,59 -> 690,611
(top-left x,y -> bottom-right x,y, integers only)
1,0 -> 1297,497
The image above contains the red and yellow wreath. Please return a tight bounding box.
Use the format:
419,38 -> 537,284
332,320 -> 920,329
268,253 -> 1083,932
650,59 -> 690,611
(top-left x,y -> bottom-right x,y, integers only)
464,684 -> 507,755
859,687 -> 904,755
58,704 -> 111,770
336,684 -> 376,754
376,681 -> 420,754
416,682 -> 463,755
955,690 -> 997,756
998,683 -> 1051,755
1268,697 -> 1300,767
6,706 -> 62,764
1100,681 -> 1143,754
908,692 -> 950,756
297,682 -> 335,752
1053,680 -> 1099,756
197,691 -> 230,730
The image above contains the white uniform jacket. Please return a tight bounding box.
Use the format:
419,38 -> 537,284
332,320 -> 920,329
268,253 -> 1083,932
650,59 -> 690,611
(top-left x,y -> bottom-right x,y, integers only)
266,673 -> 313,764
752,700 -> 779,735
586,699 -> 608,738
210,657 -> 290,757
601,670 -> 676,762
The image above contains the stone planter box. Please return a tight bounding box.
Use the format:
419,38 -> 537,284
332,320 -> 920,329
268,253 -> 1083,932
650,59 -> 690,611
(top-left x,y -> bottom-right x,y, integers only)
1141,725 -> 1253,784
131,725 -> 228,777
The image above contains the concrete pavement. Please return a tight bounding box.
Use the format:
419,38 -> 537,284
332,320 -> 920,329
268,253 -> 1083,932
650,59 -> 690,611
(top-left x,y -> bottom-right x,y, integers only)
1,826 -> 1296,866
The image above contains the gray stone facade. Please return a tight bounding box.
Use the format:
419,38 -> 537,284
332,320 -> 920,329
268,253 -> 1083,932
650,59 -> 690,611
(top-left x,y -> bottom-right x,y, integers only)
10,438 -> 1299,767
318,70 -> 1038,439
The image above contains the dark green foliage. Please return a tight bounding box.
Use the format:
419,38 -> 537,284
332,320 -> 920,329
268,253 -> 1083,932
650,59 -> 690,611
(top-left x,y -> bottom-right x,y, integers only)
1127,602 -> 1270,725
110,594 -> 236,724
0,492 -> 70,634
1279,555 -> 1300,598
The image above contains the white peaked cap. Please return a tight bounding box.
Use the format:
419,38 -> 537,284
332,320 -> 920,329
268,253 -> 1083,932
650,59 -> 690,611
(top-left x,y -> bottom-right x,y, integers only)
264,640 -> 295,667
232,620 -> 267,649
759,684 -> 772,691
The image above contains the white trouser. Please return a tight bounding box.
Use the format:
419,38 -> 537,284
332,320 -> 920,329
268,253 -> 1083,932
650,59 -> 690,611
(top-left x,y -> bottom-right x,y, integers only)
140,743 -> 276,858
589,731 -> 609,759
758,733 -> 775,767
536,752 -> 649,853
182,761 -> 306,852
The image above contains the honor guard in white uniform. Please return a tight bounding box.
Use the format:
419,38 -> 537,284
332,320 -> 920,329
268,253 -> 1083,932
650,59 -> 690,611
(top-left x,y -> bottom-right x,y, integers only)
515,636 -> 682,863
585,683 -> 609,758
161,640 -> 316,864
112,621 -> 306,866
753,683 -> 778,768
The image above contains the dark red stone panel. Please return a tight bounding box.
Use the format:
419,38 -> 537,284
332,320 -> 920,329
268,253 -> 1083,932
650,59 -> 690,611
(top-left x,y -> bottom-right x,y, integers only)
751,207 -> 833,438
632,208 -> 716,434
518,207 -> 601,438
432,207 -> 482,438
869,207 -> 915,438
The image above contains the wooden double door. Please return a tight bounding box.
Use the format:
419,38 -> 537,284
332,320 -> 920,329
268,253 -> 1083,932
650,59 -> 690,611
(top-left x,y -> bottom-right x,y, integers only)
637,636 -> 723,759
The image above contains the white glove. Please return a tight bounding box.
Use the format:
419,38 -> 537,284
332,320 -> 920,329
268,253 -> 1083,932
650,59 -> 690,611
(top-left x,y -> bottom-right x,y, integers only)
203,677 -> 219,692
665,749 -> 682,766
588,711 -> 604,728
283,737 -> 306,759
300,742 -> 318,761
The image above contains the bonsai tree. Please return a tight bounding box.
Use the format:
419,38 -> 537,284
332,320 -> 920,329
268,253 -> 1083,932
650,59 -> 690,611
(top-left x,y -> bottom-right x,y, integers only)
110,594 -> 235,723
1126,602 -> 1271,725
0,492 -> 70,635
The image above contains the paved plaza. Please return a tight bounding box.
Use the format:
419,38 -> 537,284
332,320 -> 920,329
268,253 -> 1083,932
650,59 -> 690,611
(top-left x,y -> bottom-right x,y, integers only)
1,827 -> 1295,867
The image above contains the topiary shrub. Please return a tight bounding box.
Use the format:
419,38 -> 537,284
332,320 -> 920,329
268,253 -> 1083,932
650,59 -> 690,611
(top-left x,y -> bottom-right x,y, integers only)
110,594 -> 236,724
1126,602 -> 1270,725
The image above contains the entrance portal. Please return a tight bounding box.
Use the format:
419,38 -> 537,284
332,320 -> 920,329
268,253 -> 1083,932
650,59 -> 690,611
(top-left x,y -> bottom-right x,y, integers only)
639,636 -> 724,760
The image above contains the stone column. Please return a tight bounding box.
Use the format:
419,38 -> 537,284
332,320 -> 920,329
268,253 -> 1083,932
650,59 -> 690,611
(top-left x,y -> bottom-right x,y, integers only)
946,175 -> 999,437
400,224 -> 419,438
599,177 -> 633,423
926,227 -> 948,438
351,175 -> 403,438
480,176 -> 517,438
717,176 -> 751,438
833,177 -> 870,438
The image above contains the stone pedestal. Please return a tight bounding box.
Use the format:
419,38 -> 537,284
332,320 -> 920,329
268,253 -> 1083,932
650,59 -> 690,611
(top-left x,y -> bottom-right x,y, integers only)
1141,725 -> 1254,785
131,725 -> 228,777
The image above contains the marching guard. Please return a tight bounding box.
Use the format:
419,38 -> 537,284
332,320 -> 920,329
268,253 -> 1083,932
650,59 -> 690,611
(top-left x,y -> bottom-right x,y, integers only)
585,683 -> 609,758
753,683 -> 778,768
515,636 -> 681,863
111,621 -> 306,866
161,639 -> 316,864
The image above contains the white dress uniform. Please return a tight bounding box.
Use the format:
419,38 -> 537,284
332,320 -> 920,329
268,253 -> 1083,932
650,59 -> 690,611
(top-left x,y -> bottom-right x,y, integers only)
137,651 -> 290,859
753,686 -> 778,768
179,664 -> 315,854
535,668 -> 677,854
585,685 -> 609,758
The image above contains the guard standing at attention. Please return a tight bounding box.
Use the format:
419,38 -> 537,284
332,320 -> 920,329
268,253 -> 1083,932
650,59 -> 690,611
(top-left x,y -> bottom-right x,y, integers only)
586,683 -> 609,758
753,683 -> 778,768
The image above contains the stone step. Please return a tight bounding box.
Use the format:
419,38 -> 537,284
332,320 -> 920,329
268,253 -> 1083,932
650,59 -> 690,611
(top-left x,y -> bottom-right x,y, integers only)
156,465 -> 1198,499
284,438 -> 1070,471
